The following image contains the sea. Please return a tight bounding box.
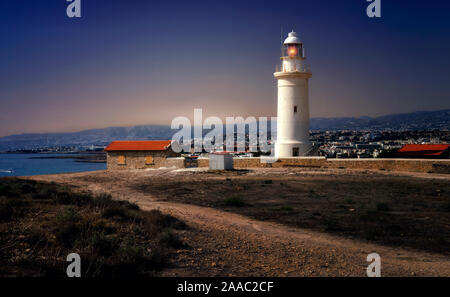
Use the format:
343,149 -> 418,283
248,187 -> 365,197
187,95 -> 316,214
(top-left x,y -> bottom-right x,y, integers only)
0,153 -> 106,177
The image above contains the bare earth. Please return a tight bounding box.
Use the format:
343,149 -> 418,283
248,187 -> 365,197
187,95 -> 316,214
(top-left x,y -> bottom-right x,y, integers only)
29,168 -> 450,277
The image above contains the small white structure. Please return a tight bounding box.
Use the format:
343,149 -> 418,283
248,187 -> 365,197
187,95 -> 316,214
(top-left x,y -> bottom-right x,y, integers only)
274,31 -> 312,157
209,153 -> 233,170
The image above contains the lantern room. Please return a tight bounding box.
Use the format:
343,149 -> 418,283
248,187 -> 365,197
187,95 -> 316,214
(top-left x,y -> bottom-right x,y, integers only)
276,30 -> 310,73
282,31 -> 304,58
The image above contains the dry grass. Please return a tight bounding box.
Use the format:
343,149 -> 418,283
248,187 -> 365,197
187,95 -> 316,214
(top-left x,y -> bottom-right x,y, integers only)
0,178 -> 186,277
135,170 -> 450,255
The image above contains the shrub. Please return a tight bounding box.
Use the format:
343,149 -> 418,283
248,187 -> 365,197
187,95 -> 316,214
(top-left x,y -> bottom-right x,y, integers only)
358,209 -> 379,222
55,223 -> 81,248
56,191 -> 71,203
86,231 -> 117,256
0,185 -> 11,196
119,240 -> 143,262
32,188 -> 54,200
91,194 -> 114,209
278,205 -> 294,212
364,228 -> 383,240
309,190 -> 321,199
103,206 -> 140,222
0,196 -> 24,221
54,207 -> 82,247
376,202 -> 390,212
117,200 -> 140,211
55,207 -> 80,223
159,228 -> 184,249
24,227 -> 47,247
224,196 -> 245,207
322,216 -> 340,231
20,183 -> 36,194
443,200 -> 450,212
141,210 -> 186,235
0,199 -> 13,222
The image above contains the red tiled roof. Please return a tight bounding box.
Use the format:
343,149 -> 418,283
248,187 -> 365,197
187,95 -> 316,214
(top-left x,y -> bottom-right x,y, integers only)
397,144 -> 450,156
104,140 -> 172,151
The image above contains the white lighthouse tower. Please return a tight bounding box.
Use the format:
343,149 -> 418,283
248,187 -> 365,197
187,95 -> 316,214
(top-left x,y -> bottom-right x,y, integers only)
274,31 -> 312,158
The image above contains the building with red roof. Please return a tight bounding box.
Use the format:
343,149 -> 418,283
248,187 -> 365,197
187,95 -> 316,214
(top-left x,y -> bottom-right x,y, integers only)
104,140 -> 181,170
105,140 -> 172,152
395,144 -> 450,159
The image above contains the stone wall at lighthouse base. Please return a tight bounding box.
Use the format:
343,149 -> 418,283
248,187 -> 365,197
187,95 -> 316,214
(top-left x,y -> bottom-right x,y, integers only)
197,157 -> 450,174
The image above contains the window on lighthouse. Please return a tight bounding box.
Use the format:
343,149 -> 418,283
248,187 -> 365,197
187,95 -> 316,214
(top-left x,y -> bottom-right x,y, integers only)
285,44 -> 303,58
294,106 -> 298,113
287,45 -> 298,57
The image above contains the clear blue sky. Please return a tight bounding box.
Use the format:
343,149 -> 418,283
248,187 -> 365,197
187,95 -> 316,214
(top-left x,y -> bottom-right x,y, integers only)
0,0 -> 449,136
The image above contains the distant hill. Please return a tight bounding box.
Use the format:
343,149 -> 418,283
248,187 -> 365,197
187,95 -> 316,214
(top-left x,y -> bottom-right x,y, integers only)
0,109 -> 449,151
310,109 -> 450,131
0,125 -> 174,151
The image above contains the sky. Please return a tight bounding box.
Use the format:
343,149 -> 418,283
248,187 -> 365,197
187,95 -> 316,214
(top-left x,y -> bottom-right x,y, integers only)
0,0 -> 449,137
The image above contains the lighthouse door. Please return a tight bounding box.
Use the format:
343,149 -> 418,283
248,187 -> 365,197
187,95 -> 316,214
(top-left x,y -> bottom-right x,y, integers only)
293,147 -> 299,157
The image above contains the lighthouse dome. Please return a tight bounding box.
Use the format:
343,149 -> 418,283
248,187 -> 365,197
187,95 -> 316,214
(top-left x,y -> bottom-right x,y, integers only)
284,31 -> 302,45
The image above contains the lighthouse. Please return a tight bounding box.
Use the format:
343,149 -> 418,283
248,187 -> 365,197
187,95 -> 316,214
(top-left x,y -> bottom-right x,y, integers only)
274,31 -> 312,158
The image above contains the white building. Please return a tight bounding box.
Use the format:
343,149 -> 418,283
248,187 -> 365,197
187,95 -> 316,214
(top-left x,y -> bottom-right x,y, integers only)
274,31 -> 312,157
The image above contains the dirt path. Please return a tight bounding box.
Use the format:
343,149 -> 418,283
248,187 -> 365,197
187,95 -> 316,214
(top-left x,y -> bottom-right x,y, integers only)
29,169 -> 450,276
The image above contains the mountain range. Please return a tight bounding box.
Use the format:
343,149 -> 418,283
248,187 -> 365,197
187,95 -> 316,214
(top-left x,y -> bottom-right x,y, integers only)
0,109 -> 449,151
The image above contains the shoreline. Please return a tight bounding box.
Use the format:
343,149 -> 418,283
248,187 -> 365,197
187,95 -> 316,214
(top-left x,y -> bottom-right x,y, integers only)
28,153 -> 106,163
